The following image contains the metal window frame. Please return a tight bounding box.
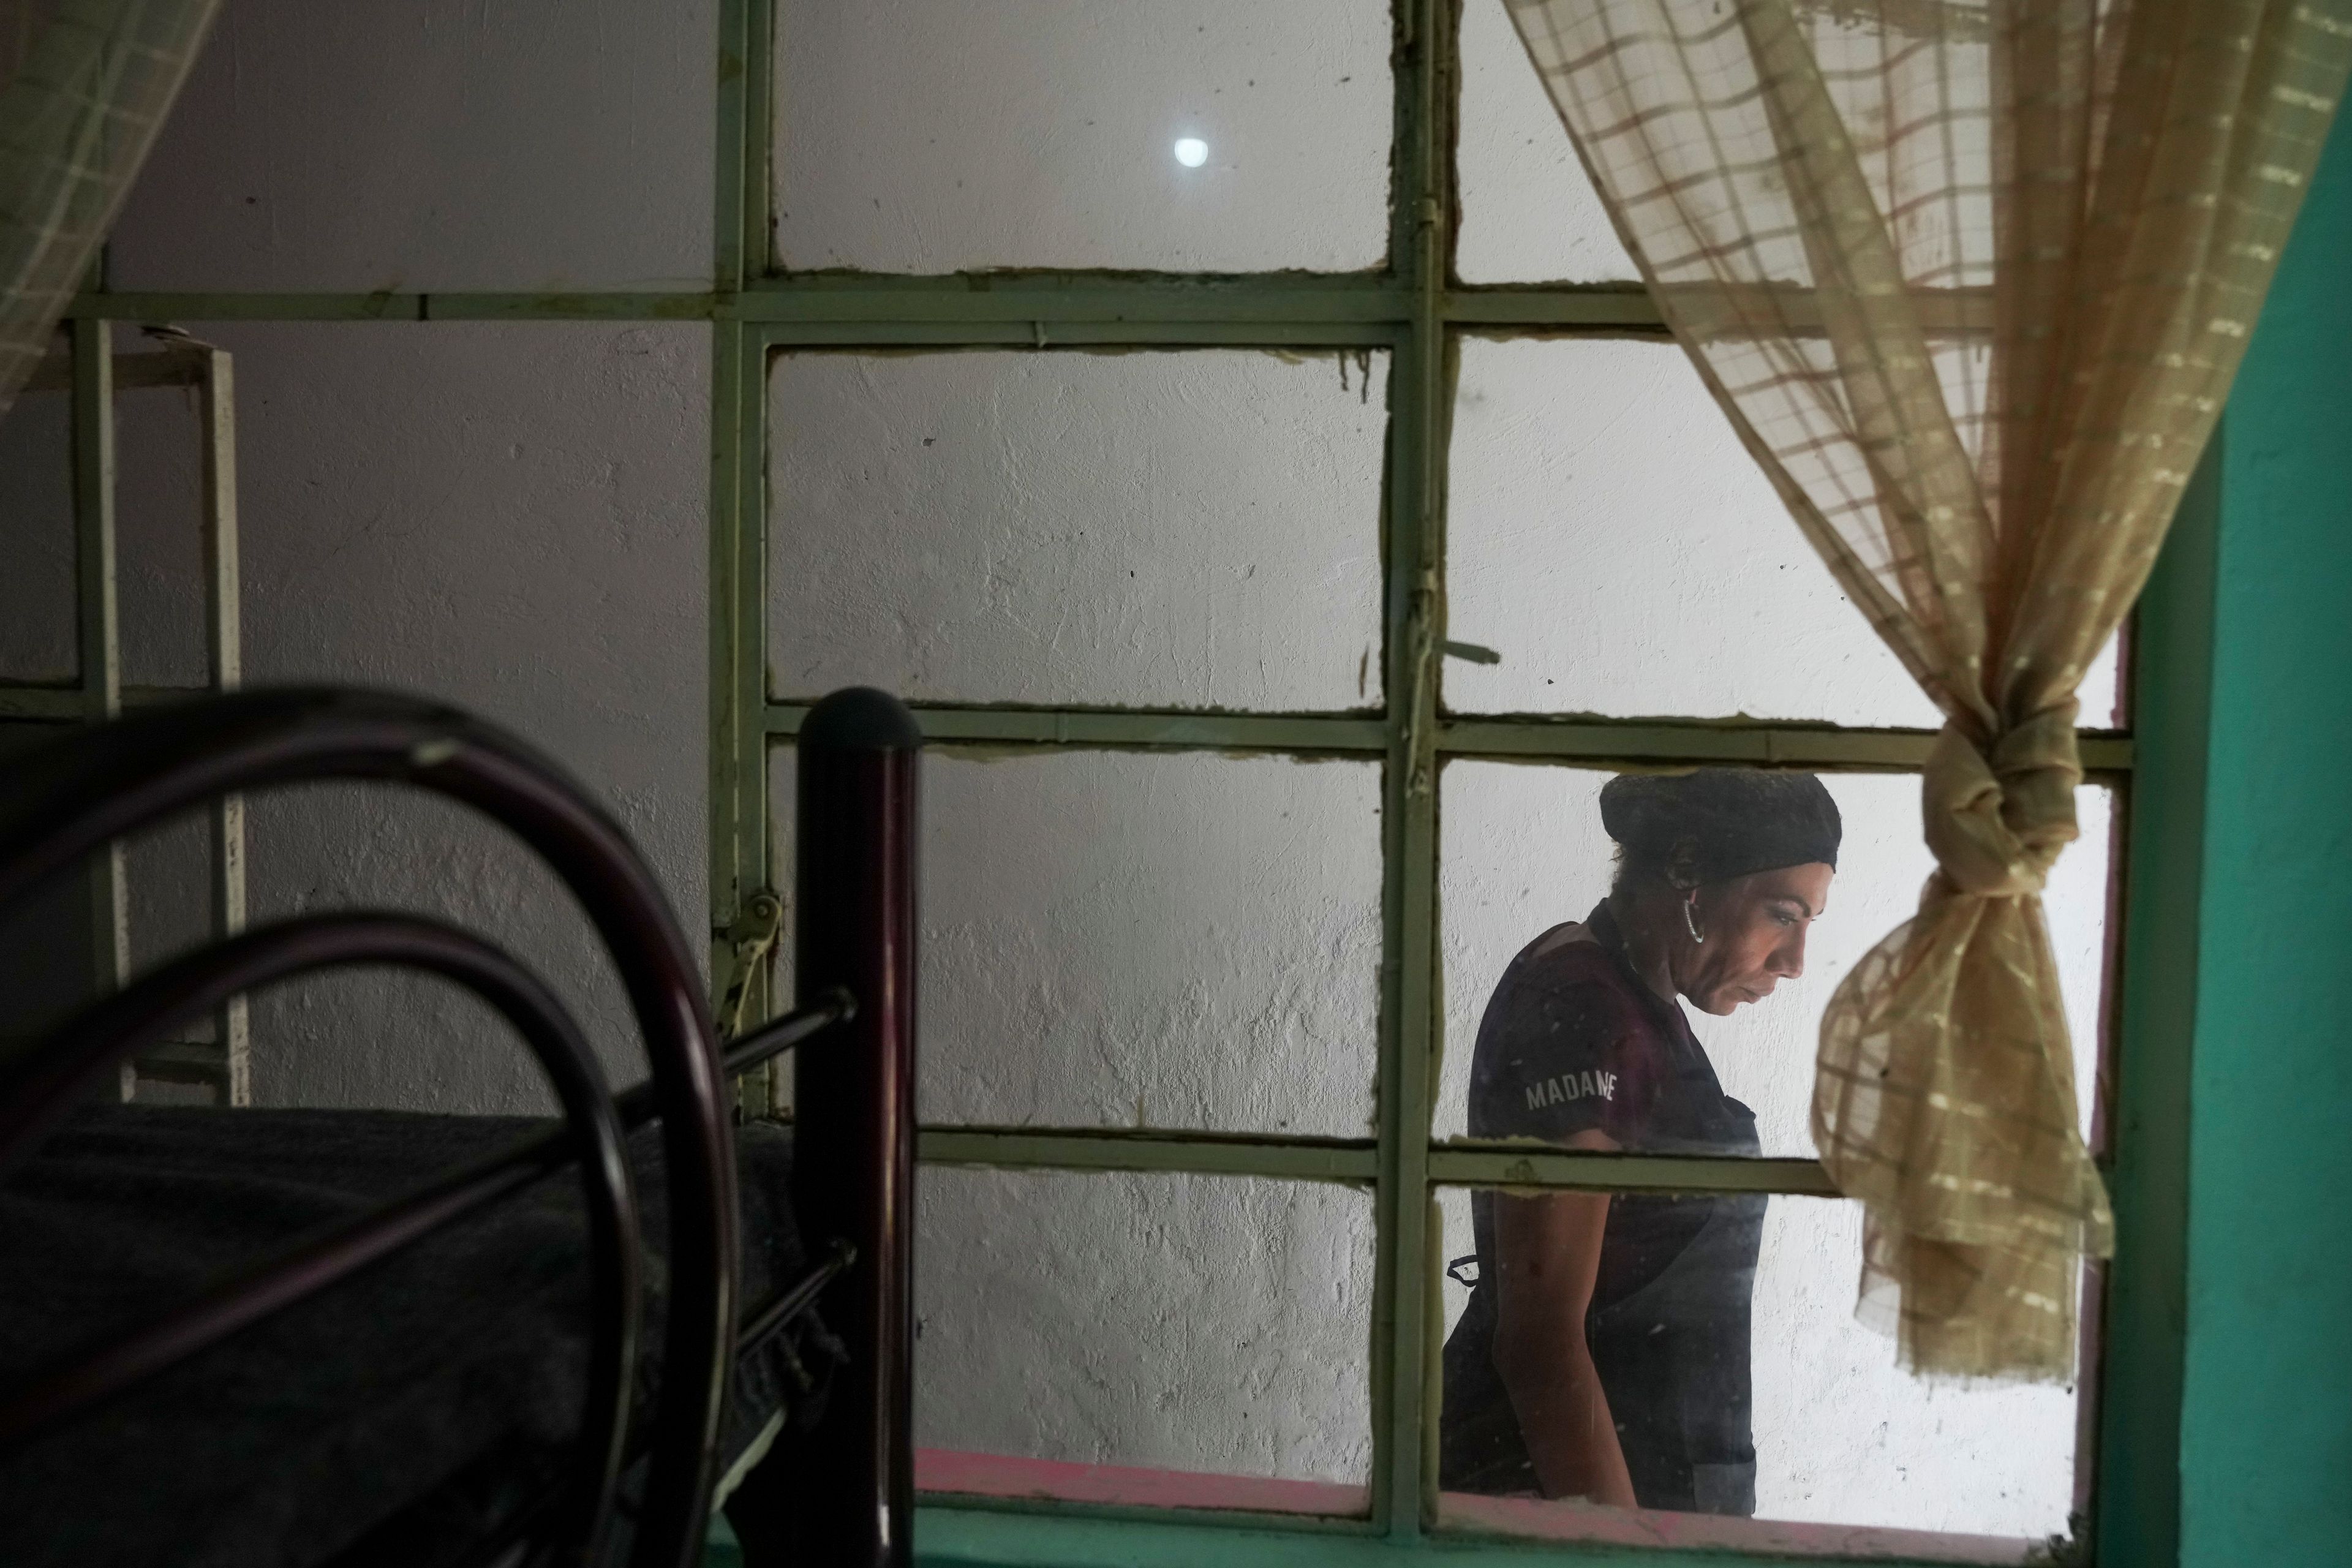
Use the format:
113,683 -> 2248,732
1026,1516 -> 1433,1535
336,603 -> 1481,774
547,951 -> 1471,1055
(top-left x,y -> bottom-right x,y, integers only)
708,0 -> 2141,1548
44,0 -> 2177,1557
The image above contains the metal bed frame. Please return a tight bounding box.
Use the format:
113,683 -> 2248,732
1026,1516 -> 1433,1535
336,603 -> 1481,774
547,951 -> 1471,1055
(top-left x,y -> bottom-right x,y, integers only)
0,684 -> 920,1568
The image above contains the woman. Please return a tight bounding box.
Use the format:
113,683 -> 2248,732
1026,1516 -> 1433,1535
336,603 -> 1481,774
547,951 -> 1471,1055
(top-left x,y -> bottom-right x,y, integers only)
1439,767 -> 1840,1517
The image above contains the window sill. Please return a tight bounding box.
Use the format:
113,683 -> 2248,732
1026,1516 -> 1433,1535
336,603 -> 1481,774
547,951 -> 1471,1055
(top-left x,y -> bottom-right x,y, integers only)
908,1499 -> 2049,1568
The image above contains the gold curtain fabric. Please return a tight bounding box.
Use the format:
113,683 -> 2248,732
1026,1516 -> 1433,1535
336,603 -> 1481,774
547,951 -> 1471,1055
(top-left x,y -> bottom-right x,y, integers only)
1504,0 -> 2351,1379
0,0 -> 219,415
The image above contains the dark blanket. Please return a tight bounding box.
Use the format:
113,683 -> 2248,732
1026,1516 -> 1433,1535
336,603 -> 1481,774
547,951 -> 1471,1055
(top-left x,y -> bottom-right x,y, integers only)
0,1105 -> 824,1568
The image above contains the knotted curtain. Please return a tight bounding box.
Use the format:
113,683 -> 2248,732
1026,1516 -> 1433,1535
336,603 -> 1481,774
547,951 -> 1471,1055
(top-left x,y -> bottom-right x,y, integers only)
0,0 -> 219,416
1503,0 -> 2351,1378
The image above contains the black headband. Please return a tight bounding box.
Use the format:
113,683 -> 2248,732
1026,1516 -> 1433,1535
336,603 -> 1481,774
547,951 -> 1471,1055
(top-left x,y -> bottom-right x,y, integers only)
1599,767 -> 1841,884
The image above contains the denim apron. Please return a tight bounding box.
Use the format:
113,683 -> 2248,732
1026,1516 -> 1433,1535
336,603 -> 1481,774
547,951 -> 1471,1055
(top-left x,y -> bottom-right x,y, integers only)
1439,937 -> 1765,1513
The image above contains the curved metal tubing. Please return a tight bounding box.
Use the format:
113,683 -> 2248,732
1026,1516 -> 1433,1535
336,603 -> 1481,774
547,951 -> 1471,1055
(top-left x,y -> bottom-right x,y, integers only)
0,914 -> 641,1567
0,688 -> 729,1568
1,979 -> 863,1566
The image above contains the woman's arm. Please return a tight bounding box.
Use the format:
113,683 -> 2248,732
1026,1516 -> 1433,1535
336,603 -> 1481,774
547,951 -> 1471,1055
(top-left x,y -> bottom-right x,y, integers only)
1489,1127 -> 1636,1507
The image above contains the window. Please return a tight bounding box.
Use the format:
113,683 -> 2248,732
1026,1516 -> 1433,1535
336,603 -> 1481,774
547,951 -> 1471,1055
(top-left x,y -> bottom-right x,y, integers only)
32,0 -> 2210,1557
699,1 -> 2143,1557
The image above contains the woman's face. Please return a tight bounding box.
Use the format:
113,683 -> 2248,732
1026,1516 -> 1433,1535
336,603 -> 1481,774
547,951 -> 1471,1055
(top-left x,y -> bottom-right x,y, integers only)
1675,861 -> 1834,1016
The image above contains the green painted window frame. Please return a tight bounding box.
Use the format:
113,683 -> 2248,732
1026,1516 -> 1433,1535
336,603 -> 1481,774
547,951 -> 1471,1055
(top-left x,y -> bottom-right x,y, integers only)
63,2 -> 2198,1561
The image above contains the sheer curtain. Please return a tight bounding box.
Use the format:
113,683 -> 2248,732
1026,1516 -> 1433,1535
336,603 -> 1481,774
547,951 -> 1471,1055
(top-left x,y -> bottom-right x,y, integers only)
1503,0 -> 2350,1379
0,0 -> 219,412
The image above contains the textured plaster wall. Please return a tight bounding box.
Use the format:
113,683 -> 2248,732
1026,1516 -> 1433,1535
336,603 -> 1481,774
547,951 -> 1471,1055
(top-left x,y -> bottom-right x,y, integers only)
1455,0 -> 1638,283
910,752 -> 1378,1136
772,750 -> 1383,1139
109,0 -> 715,293
774,0 -> 1392,274
1447,337 -> 2122,728
769,351 -> 1385,712
17,0 -> 721,1101
6,322 -> 712,1109
916,1169 -> 1374,1485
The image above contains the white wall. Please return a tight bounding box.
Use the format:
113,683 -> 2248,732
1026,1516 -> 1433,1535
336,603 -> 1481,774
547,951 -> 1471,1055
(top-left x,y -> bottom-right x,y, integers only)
775,0 -> 1392,274
110,0 -> 715,292
917,1167 -> 1374,1485
769,350 -> 1385,712
1447,337 -> 2123,727
1456,0 -> 1639,284
773,750 -> 1382,1137
96,320 -> 712,1110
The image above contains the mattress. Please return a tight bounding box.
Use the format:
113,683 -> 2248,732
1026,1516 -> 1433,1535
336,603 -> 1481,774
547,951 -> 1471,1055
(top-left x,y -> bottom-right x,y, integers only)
0,1104 -> 825,1568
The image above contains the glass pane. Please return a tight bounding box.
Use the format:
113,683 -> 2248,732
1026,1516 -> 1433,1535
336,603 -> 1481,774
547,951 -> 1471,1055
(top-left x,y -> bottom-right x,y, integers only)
769,351 -> 1385,710
1446,338 -> 2122,726
111,2 -> 714,291
774,0 -> 1391,273
1455,0 -> 1638,283
1435,1188 -> 2082,1548
1436,764 -> 2113,1156
918,1167 -> 1373,1514
772,749 -> 1382,1136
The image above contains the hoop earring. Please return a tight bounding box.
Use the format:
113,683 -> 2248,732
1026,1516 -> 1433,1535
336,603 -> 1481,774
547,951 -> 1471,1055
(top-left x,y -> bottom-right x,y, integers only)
1683,895 -> 1704,944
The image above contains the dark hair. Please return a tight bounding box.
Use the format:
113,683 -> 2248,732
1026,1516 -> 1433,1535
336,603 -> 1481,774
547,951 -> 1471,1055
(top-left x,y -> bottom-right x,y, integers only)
1599,768 -> 1841,889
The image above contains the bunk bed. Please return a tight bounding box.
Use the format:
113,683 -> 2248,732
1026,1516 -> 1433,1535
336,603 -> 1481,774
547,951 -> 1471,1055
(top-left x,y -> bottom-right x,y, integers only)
0,684 -> 921,1568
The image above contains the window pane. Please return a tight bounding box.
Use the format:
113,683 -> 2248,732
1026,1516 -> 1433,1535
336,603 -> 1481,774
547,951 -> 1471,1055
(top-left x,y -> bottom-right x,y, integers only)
1446,338 -> 2122,727
772,749 -> 1381,1137
770,351 -> 1385,710
111,1 -> 714,292
918,1168 -> 1373,1513
775,0 -> 1392,273
1455,0 -> 1638,283
1436,764 -> 2113,1157
1435,1187 -> 2081,1547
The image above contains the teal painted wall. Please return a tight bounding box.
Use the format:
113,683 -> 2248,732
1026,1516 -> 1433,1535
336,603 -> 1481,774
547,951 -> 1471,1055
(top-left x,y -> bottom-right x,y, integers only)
2179,104 -> 2352,1568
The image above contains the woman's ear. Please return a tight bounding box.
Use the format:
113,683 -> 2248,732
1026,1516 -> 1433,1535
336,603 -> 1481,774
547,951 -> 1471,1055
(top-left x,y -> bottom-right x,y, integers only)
1663,835 -> 1703,892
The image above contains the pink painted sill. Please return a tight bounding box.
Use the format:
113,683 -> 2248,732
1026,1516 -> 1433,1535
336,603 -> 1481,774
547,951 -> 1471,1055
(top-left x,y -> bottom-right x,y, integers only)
915,1449 -> 1370,1518
1439,1490 -> 2043,1564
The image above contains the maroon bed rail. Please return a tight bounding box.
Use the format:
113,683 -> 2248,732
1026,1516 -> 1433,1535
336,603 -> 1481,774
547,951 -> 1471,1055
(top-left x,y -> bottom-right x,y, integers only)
727,686 -> 921,1568
0,684 -> 919,1568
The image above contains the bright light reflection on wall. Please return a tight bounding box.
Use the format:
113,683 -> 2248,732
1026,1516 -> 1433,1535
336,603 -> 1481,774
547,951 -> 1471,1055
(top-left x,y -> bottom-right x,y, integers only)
1173,136 -> 1208,168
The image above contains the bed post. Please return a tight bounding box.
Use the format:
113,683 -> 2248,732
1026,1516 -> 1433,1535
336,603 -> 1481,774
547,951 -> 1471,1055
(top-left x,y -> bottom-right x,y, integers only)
749,686 -> 919,1567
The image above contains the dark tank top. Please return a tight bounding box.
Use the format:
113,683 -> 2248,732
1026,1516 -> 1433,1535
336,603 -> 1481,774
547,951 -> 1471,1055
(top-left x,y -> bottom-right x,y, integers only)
1439,902 -> 1764,1516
